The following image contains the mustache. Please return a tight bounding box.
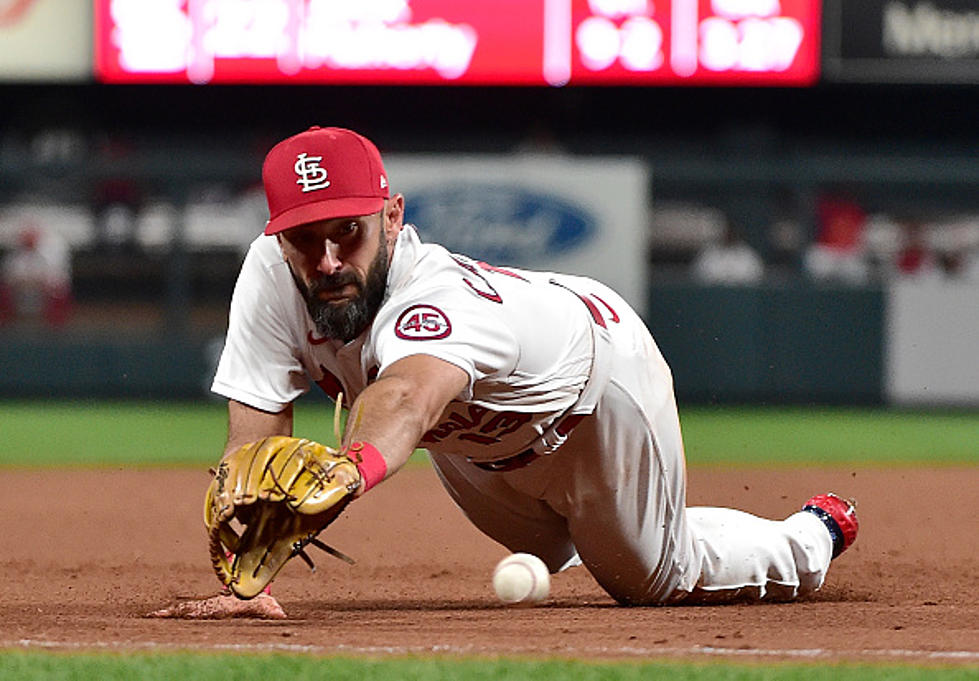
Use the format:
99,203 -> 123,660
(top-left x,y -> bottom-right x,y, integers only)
306,271 -> 362,296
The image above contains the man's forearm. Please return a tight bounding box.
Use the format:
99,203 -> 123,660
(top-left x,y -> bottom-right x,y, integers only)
223,400 -> 294,458
341,377 -> 432,480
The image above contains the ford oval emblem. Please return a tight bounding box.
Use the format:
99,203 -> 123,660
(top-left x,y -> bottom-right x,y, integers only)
404,185 -> 595,265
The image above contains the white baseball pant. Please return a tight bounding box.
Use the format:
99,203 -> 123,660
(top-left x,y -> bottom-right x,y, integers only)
429,295 -> 833,604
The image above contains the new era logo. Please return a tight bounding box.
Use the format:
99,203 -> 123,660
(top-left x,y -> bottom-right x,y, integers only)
294,152 -> 331,192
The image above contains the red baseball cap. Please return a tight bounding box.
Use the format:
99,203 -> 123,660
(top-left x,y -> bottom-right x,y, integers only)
262,126 -> 390,235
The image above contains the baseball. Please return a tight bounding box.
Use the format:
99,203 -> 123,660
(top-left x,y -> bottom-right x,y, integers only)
492,553 -> 550,605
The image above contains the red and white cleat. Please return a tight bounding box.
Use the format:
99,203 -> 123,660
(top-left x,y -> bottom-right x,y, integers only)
802,493 -> 859,559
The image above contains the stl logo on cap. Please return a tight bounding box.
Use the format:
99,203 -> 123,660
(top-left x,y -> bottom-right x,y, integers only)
295,152 -> 331,193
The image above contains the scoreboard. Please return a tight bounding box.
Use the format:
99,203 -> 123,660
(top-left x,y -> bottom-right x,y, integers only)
94,0 -> 821,86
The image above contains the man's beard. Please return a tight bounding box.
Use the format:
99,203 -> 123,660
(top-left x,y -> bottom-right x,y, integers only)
292,241 -> 389,343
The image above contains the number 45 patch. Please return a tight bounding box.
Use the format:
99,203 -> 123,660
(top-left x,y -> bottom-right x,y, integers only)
395,304 -> 452,340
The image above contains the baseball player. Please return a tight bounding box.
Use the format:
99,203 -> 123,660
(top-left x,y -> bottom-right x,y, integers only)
186,127 -> 857,615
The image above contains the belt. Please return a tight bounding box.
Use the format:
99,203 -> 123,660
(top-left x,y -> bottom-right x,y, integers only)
471,414 -> 586,472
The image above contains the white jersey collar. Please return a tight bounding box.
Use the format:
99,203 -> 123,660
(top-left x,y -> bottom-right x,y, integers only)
385,224 -> 425,296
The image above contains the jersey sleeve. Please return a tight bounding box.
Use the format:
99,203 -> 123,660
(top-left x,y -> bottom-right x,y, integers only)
370,289 -> 520,401
211,238 -> 310,412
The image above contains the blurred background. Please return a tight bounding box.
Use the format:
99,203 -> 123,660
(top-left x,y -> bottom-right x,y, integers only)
1,0 -> 977,408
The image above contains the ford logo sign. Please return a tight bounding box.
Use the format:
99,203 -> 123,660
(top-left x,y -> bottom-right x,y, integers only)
405,185 -> 595,265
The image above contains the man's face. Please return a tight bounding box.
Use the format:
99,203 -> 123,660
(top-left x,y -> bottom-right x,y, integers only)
277,203 -> 400,343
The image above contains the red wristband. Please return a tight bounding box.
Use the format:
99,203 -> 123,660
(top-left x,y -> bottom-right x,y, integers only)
345,441 -> 387,493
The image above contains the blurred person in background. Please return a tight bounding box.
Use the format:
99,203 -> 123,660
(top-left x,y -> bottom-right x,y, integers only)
0,221 -> 72,326
93,138 -> 144,250
894,220 -> 940,280
891,219 -> 979,283
690,221 -> 765,286
803,196 -> 871,285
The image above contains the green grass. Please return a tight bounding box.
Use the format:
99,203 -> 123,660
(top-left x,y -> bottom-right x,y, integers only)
0,399 -> 348,467
0,652 -> 972,681
0,401 -> 228,467
0,401 -> 976,467
679,406 -> 978,466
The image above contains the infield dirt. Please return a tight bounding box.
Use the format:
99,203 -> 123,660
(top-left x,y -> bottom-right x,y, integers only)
0,465 -> 975,663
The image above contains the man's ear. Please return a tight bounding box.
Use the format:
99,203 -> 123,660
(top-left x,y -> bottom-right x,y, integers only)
387,194 -> 405,224
384,194 -> 406,241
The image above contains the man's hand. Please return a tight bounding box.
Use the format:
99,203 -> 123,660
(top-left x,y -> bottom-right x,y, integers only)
147,592 -> 287,620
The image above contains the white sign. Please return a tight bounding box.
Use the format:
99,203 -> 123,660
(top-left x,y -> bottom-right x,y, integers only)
384,153 -> 650,312
886,279 -> 979,406
0,0 -> 91,81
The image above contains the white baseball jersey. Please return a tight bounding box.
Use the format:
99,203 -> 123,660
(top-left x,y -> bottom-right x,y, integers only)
214,226 -> 601,463
213,224 -> 839,605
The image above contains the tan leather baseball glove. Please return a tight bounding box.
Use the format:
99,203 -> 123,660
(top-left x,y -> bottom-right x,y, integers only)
204,436 -> 360,599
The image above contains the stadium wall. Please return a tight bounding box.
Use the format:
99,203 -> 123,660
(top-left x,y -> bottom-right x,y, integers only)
3,281 -> 975,406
